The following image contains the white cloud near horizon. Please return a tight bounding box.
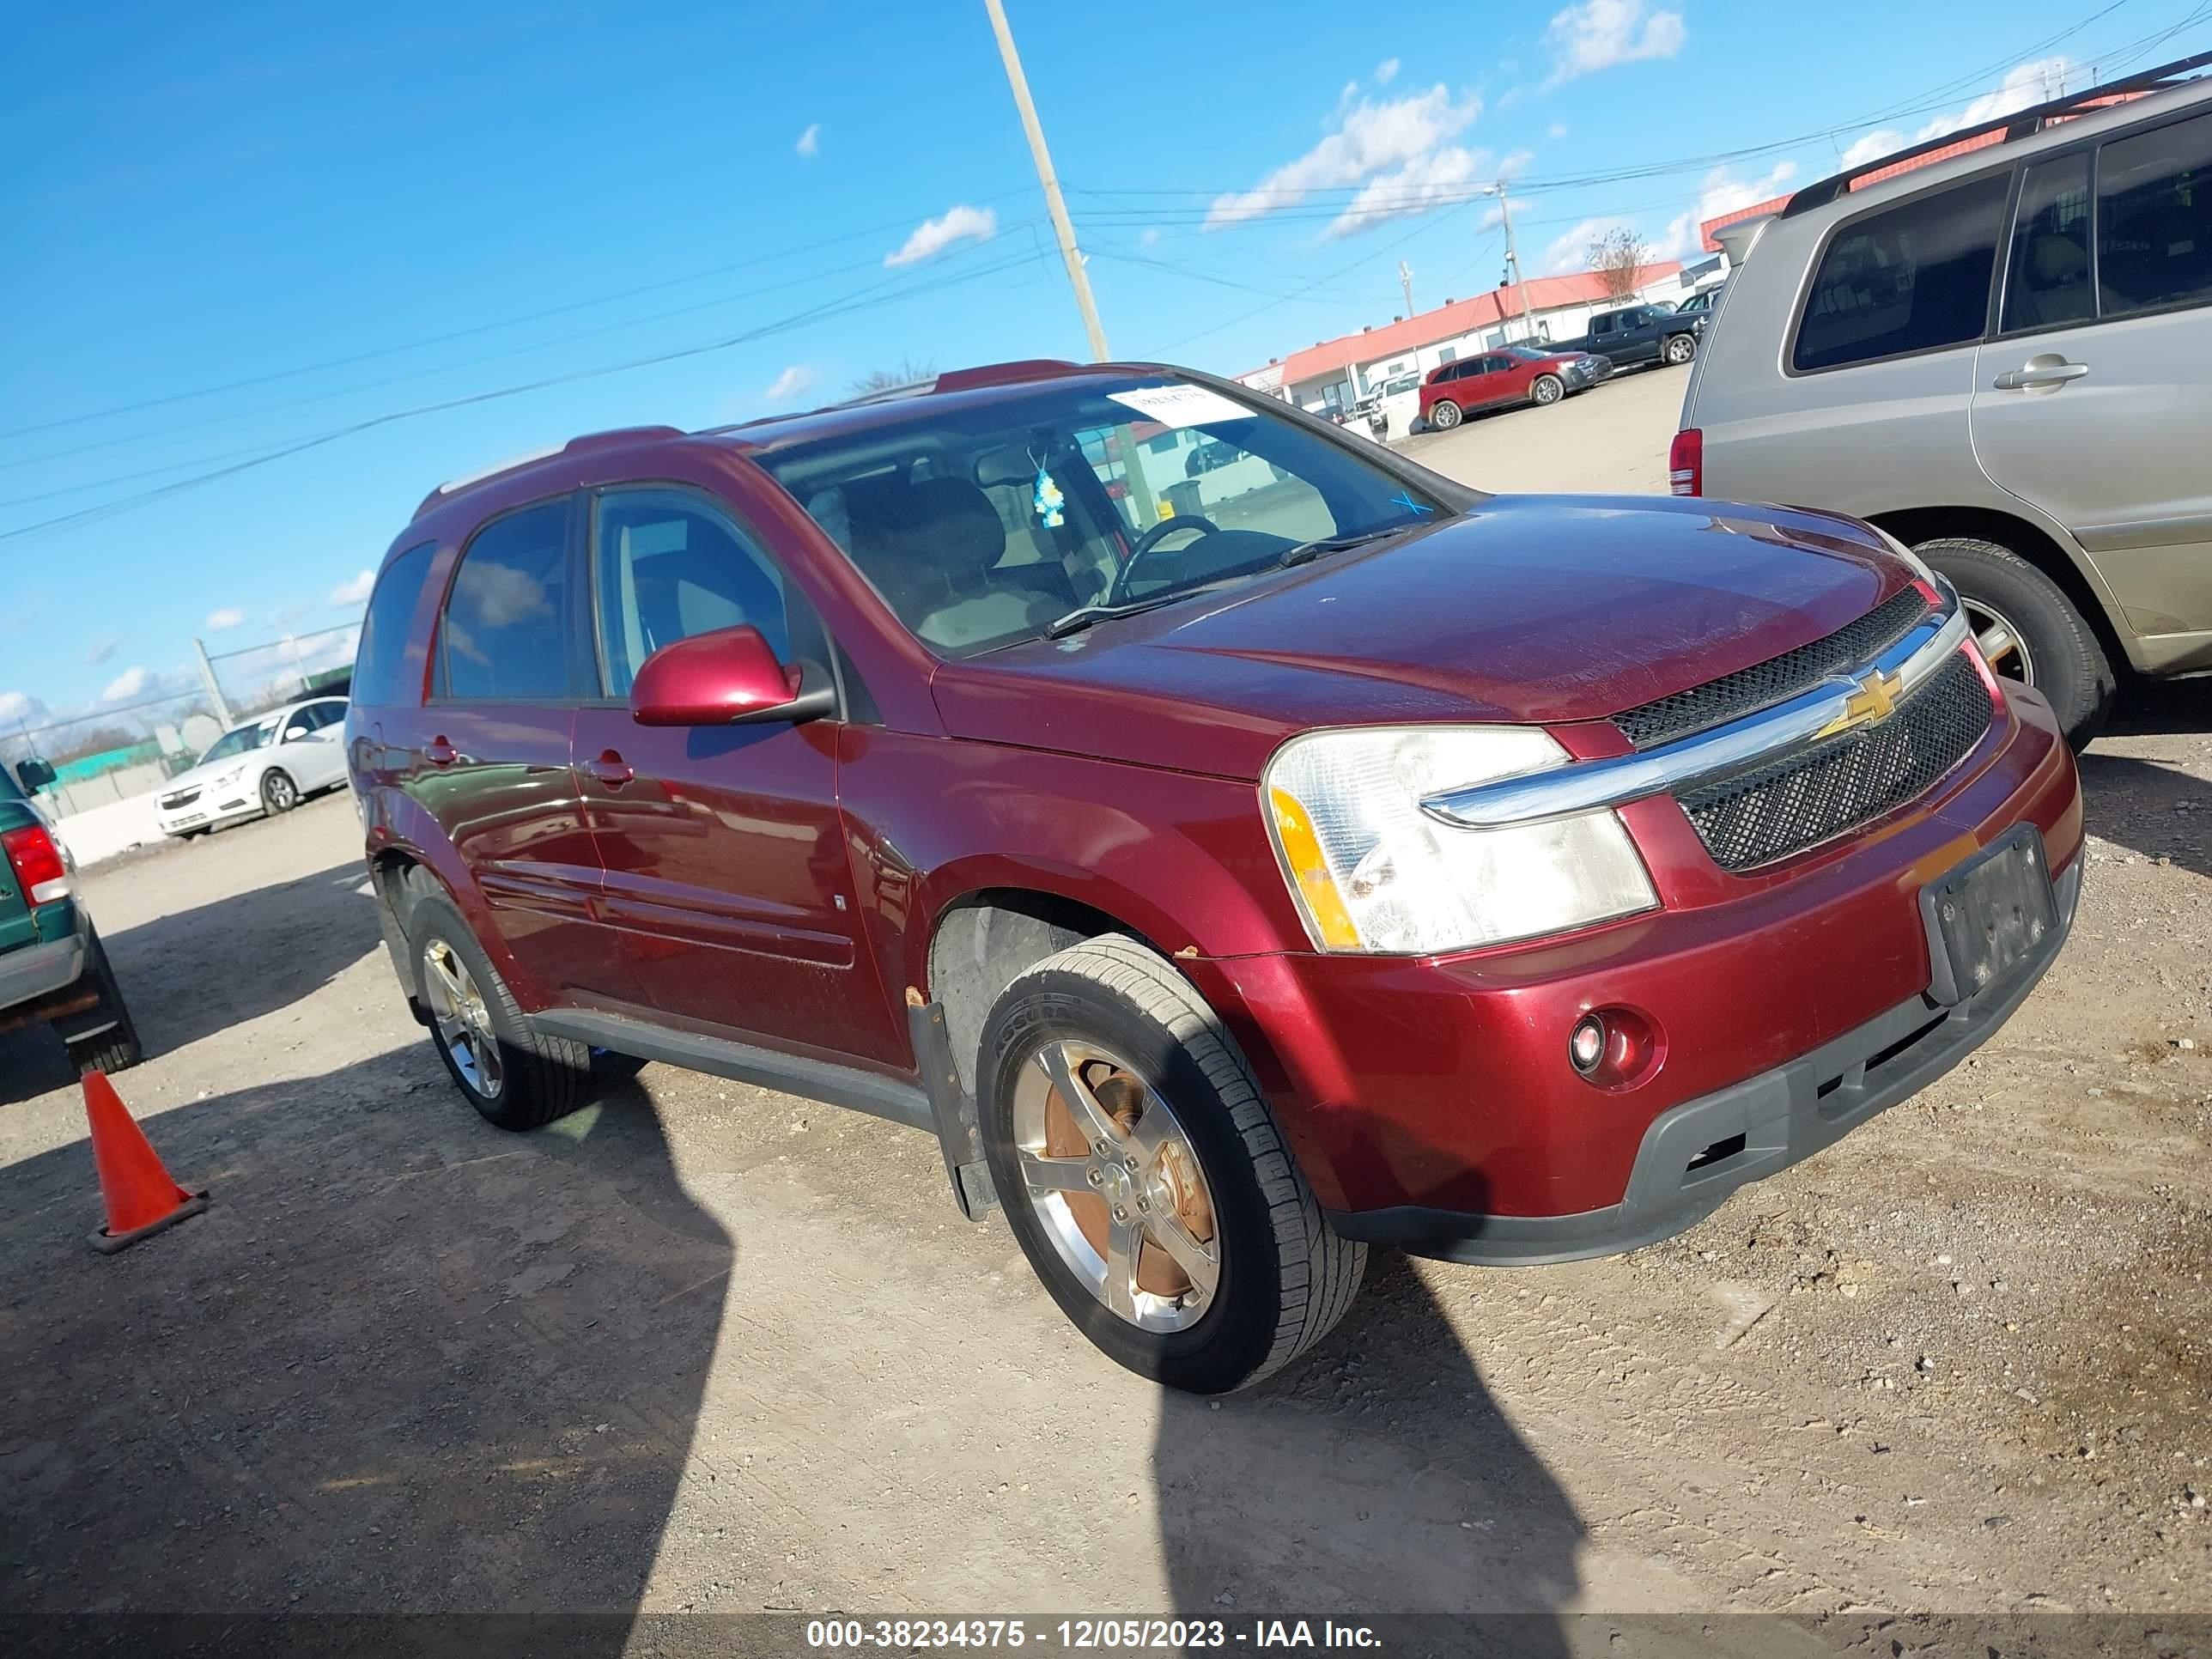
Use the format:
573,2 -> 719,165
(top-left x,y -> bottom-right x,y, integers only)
1838,58 -> 2069,169
330,570 -> 375,607
101,665 -> 149,703
796,122 -> 821,157
1375,58 -> 1400,84
1655,160 -> 1798,260
765,364 -> 815,402
884,204 -> 998,267
1545,0 -> 1686,87
205,606 -> 246,631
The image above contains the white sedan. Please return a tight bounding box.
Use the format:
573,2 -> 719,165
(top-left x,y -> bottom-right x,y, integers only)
155,696 -> 352,840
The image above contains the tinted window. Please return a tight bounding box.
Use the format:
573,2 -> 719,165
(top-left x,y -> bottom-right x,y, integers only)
282,708 -> 317,740
593,489 -> 797,697
1793,172 -> 2008,371
351,541 -> 436,708
2099,111 -> 2212,318
439,502 -> 577,701
2003,152 -> 2094,331
307,699 -> 349,729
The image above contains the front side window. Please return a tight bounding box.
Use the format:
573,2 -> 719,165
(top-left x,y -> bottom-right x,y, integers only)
592,489 -> 805,697
1794,172 -> 2009,371
2099,110 -> 2212,318
761,375 -> 1447,659
439,501 -> 577,702
2003,151 -> 2094,331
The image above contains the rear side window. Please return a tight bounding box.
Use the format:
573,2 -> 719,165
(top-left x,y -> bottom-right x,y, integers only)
439,501 -> 578,702
1793,172 -> 2009,372
2099,110 -> 2212,319
350,541 -> 437,707
2002,152 -> 2094,331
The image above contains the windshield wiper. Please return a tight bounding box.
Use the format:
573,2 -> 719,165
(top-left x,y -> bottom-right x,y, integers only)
1276,525 -> 1413,568
1042,583 -> 1234,640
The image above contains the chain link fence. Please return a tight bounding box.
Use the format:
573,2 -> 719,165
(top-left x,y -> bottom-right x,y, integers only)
200,621 -> 361,727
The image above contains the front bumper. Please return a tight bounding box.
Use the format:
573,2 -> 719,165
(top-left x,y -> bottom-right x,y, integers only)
156,788 -> 258,836
1337,854 -> 2079,1263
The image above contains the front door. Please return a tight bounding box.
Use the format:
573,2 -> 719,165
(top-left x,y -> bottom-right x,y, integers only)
1971,113 -> 2212,639
574,485 -> 902,1066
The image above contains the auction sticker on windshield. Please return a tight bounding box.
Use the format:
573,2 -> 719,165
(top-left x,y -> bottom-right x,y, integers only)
1107,385 -> 1254,428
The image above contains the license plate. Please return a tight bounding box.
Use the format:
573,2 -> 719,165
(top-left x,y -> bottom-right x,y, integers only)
1920,830 -> 2056,1006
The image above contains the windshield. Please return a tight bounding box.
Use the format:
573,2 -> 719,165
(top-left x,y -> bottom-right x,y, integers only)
759,374 -> 1447,658
198,720 -> 273,767
1504,346 -> 1558,362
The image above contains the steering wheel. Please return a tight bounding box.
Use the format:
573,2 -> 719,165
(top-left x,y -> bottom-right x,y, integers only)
1109,514 -> 1222,605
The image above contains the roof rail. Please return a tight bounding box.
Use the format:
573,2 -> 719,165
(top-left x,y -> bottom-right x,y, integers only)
412,425 -> 684,519
1782,50 -> 2212,219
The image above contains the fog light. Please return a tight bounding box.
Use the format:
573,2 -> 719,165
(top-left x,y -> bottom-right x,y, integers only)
1569,1014 -> 1607,1075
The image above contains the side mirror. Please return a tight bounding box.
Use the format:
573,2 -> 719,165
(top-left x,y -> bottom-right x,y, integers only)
629,624 -> 836,728
15,758 -> 55,793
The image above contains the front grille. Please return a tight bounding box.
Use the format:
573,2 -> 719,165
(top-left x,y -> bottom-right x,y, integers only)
161,788 -> 201,810
1615,587 -> 1931,750
1679,653 -> 1993,872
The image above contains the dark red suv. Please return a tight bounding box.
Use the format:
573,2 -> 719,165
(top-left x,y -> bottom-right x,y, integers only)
348,359 -> 2082,1393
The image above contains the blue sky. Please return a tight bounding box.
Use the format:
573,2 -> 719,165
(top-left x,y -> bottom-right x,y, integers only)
6,0 -> 2206,728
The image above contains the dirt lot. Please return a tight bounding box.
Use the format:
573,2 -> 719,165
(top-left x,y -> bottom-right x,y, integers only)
4,368 -> 2209,1650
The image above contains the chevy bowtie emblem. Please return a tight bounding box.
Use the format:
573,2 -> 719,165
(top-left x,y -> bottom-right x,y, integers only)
1820,668 -> 1904,737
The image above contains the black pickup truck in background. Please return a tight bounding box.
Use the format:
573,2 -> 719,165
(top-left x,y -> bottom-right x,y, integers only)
1553,302 -> 1705,368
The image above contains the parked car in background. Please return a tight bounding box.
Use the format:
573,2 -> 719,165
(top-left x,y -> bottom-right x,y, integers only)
351,360 -> 2080,1394
1677,53 -> 2212,747
1418,346 -> 1612,429
1555,303 -> 1705,368
155,696 -> 352,840
1671,283 -> 1727,317
0,759 -> 141,1073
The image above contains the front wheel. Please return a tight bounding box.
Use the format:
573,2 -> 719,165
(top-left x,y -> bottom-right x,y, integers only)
1427,399 -> 1462,430
1911,535 -> 2113,749
1662,333 -> 1697,365
978,936 -> 1365,1394
260,769 -> 299,815
1529,374 -> 1564,407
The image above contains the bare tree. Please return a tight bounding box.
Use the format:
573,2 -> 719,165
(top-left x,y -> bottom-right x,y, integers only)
849,358 -> 937,396
1586,227 -> 1650,298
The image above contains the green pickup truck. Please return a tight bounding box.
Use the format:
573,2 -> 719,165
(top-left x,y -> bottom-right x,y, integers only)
0,761 -> 141,1074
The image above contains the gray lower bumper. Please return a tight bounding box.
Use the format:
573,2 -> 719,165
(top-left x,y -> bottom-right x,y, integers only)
0,933 -> 88,1014
1333,854 -> 2082,1267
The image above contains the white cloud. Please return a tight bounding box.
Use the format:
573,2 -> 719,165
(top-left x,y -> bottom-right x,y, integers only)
1656,160 -> 1798,259
1541,216 -> 1635,276
0,690 -> 46,726
206,606 -> 246,631
1548,121 -> 1569,139
1139,228 -> 1161,246
102,666 -> 149,703
1545,0 -> 1686,87
796,122 -> 821,157
1207,82 -> 1486,234
1376,58 -> 1400,84
329,569 -> 375,607
884,204 -> 998,267
1838,58 -> 2068,173
764,364 -> 815,402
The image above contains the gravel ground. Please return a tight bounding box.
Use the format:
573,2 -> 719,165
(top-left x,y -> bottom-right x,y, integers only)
3,369 -> 2208,1650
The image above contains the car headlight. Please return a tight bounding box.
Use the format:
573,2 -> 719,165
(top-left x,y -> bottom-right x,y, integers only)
1262,726 -> 1657,955
208,765 -> 245,790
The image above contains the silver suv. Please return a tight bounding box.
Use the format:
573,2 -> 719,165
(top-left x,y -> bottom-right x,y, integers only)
1676,53 -> 2212,746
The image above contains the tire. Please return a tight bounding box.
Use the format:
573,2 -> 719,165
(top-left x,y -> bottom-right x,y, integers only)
1530,374 -> 1564,407
1662,333 -> 1697,365
62,932 -> 143,1075
977,935 -> 1365,1395
1428,399 -> 1462,430
396,870 -> 599,1130
1911,535 -> 2114,749
260,769 -> 299,815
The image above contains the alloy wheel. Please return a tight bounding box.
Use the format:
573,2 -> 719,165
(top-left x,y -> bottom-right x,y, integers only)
422,938 -> 504,1099
1012,1038 -> 1219,1332
264,773 -> 297,811
1966,596 -> 2037,688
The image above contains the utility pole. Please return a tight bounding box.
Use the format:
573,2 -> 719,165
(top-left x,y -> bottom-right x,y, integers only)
191,637 -> 235,729
1398,260 -> 1415,317
981,0 -> 1109,362
1492,180 -> 1528,346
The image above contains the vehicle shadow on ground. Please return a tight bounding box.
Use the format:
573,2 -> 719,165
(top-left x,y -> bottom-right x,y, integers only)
1155,1246 -> 1582,1648
0,1047 -> 728,1655
0,860 -> 381,1105
2080,679 -> 2212,881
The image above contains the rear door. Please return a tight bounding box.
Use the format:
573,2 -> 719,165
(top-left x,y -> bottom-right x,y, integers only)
1972,107 -> 2212,636
573,484 -> 902,1066
275,700 -> 351,792
422,495 -> 636,1006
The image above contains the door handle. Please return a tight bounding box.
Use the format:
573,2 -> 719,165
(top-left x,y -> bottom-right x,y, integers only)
584,750 -> 634,787
1992,361 -> 2089,391
424,737 -> 458,768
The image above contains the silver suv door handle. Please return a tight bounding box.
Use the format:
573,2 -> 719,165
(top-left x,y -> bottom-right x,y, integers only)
1992,361 -> 2089,391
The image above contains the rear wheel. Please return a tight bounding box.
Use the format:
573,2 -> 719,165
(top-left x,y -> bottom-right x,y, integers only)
1530,374 -> 1564,407
978,936 -> 1364,1394
1911,534 -> 2113,749
61,932 -> 143,1075
1662,333 -> 1698,365
1428,399 -> 1462,430
397,872 -> 600,1130
260,769 -> 299,815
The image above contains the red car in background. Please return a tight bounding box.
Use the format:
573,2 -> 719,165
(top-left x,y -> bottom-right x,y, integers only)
1419,344 -> 1612,429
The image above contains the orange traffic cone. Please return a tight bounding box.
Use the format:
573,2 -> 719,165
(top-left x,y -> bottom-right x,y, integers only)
82,1069 -> 208,1254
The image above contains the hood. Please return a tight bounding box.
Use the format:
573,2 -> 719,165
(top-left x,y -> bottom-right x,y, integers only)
930,495 -> 1913,781
163,751 -> 266,793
